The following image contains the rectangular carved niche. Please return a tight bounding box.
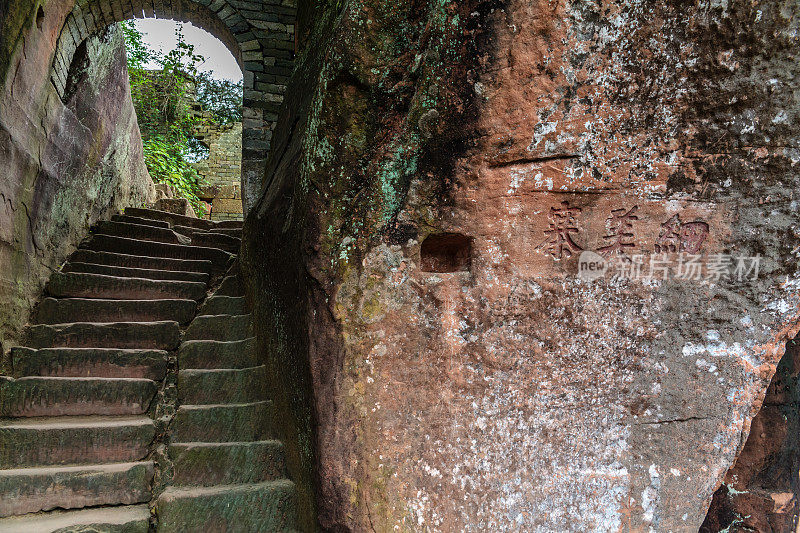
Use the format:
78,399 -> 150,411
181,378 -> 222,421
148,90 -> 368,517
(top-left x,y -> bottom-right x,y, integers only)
420,233 -> 473,273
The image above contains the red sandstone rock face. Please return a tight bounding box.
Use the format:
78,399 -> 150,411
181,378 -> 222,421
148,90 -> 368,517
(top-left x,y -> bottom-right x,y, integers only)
244,0 -> 800,530
0,0 -> 153,350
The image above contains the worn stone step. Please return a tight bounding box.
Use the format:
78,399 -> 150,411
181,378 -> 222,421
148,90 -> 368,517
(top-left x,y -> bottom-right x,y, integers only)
175,225 -> 242,239
179,339 -> 258,370
156,480 -> 296,532
215,275 -> 242,296
47,272 -> 206,301
0,377 -> 157,417
125,207 -> 215,230
93,220 -> 191,245
0,504 -> 150,532
0,415 -> 154,468
34,298 -> 197,325
82,235 -> 231,268
0,461 -> 153,517
215,220 -> 243,229
199,296 -> 247,316
178,367 -> 267,405
169,441 -> 285,486
70,250 -> 213,273
24,321 -> 181,350
11,347 -> 168,380
185,315 -> 253,342
190,232 -> 241,254
63,262 -> 209,283
173,402 -> 274,442
112,214 -> 171,229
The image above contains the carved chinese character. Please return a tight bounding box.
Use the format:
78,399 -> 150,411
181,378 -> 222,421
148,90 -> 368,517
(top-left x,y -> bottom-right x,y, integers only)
655,214 -> 709,254
597,206 -> 639,257
538,200 -> 583,260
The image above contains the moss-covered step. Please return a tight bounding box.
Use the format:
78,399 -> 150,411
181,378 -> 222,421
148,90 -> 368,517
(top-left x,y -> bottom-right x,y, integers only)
175,225 -> 242,239
0,377 -> 157,417
178,366 -> 267,405
34,298 -> 198,325
156,480 -> 296,532
46,272 -> 206,301
198,296 -> 247,316
11,347 -> 168,380
23,321 -> 181,350
0,461 -> 153,517
184,315 -> 253,342
172,401 -> 274,443
0,504 -> 150,532
81,235 -> 231,268
70,250 -> 213,273
0,415 -> 154,468
189,232 -> 241,254
62,263 -> 209,283
169,440 -> 286,486
214,276 -> 242,297
112,214 -> 171,229
93,220 -> 190,245
178,339 -> 259,370
124,207 -> 216,230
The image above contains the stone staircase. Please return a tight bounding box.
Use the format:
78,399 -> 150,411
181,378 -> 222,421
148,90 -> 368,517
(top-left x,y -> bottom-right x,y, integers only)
0,208 -> 296,532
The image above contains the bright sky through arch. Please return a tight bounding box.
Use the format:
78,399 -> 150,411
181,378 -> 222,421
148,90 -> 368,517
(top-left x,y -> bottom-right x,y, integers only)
130,19 -> 243,83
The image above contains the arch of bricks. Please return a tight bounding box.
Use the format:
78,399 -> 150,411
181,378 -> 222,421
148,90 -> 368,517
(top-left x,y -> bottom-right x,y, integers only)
50,0 -> 296,212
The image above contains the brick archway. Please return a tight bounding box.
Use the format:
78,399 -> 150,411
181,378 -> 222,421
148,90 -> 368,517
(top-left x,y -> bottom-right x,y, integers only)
50,0 -> 296,213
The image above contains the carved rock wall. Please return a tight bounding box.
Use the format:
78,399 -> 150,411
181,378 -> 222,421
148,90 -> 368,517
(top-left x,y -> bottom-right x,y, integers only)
0,0 -> 153,354
242,0 -> 800,530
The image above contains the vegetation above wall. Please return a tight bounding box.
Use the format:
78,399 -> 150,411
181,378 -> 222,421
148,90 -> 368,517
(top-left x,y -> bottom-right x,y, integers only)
120,22 -> 242,216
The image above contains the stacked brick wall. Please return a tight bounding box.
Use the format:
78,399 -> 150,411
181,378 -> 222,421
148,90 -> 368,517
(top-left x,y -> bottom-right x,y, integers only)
193,122 -> 244,221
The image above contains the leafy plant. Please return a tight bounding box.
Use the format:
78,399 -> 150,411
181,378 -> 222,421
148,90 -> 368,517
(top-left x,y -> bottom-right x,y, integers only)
120,21 -> 243,216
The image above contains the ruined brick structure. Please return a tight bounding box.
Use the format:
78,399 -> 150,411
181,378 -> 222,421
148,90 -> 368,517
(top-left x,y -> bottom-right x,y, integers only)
193,121 -> 244,221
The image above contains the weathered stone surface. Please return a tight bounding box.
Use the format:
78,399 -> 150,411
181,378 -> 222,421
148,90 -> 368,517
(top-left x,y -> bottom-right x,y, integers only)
0,504 -> 150,533
178,366 -> 267,405
198,295 -> 247,316
0,461 -> 153,517
23,321 -> 181,350
0,16 -> 153,352
34,297 -> 197,325
46,272 -> 207,301
11,347 -> 168,380
0,415 -> 154,467
242,0 -> 800,530
172,401 -> 274,443
184,314 -> 253,341
156,480 -> 296,533
70,249 -> 213,273
179,338 -> 259,369
169,440 -> 286,486
62,263 -> 210,283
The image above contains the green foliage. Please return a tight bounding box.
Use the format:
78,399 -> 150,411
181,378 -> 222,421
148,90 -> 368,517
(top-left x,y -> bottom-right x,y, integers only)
120,21 -> 243,216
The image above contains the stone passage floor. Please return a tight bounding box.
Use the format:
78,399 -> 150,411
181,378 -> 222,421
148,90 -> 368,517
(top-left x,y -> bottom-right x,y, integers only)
0,208 -> 296,532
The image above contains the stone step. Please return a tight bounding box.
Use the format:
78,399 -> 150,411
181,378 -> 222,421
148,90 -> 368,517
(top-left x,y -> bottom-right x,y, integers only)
46,272 -> 206,301
0,461 -> 153,517
215,220 -> 244,229
93,220 -> 190,245
175,225 -> 242,239
215,275 -> 243,296
0,504 -> 150,532
178,367 -> 267,405
82,235 -> 231,268
124,207 -> 215,230
190,232 -> 241,254
173,402 -> 273,443
0,415 -> 154,468
185,314 -> 253,342
34,298 -> 197,325
70,250 -> 213,273
11,347 -> 168,380
0,377 -> 157,417
23,321 -> 181,350
179,339 -> 258,370
199,296 -> 247,316
112,214 -> 171,229
63,262 -> 209,283
169,441 -> 285,486
156,480 -> 296,532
